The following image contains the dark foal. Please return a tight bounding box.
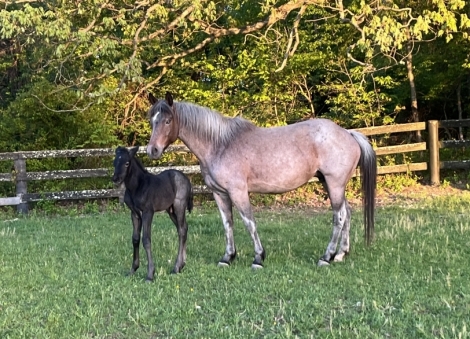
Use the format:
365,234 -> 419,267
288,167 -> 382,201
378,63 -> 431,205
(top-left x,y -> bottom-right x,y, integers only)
112,146 -> 193,281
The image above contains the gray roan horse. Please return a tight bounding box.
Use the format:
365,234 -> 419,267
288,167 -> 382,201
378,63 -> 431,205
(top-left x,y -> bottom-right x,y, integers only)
112,146 -> 193,281
146,92 -> 376,268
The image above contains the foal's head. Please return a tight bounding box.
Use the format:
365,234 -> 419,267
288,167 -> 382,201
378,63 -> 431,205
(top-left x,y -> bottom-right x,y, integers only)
112,146 -> 139,185
146,92 -> 179,160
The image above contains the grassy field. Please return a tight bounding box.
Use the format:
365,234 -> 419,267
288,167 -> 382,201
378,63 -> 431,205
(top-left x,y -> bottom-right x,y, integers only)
1,195 -> 470,338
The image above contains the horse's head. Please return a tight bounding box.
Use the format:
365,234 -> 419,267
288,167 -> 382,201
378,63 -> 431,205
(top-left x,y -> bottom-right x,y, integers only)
146,91 -> 179,160
112,146 -> 138,185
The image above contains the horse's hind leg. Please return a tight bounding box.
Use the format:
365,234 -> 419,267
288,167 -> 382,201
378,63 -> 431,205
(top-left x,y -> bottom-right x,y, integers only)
167,205 -> 188,274
212,192 -> 237,266
318,185 -> 350,266
333,201 -> 351,262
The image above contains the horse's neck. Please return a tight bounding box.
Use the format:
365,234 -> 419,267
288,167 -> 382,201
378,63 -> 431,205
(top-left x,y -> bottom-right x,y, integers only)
178,128 -> 213,164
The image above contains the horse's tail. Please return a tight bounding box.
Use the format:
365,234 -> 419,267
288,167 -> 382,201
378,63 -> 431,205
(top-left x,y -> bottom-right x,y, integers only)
349,130 -> 377,246
187,184 -> 194,214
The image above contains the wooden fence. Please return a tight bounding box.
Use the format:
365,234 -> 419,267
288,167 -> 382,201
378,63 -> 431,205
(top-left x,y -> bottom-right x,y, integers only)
1,119 -> 469,213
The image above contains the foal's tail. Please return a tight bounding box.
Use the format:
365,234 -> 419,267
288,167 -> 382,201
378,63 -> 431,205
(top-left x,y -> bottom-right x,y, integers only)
349,130 -> 377,246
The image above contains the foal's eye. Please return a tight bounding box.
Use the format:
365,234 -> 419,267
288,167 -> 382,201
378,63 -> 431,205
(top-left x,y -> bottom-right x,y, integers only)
165,119 -> 171,125
125,162 -> 130,167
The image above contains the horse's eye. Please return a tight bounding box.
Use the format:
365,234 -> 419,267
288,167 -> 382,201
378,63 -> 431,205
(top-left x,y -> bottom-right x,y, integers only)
125,162 -> 130,167
165,119 -> 171,125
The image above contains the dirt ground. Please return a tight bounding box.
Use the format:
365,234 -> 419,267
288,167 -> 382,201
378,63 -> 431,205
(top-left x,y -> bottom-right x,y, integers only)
374,182 -> 468,207
256,181 -> 469,213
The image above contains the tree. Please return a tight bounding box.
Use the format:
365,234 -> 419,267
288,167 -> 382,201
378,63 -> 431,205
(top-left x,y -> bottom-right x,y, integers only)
1,0 -> 470,139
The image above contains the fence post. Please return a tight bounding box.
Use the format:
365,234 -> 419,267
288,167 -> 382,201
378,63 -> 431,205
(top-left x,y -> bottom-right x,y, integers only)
428,120 -> 440,186
14,157 -> 29,214
118,182 -> 125,204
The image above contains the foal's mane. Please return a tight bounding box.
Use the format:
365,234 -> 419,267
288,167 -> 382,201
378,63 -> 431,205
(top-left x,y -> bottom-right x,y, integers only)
174,101 -> 256,147
131,154 -> 148,174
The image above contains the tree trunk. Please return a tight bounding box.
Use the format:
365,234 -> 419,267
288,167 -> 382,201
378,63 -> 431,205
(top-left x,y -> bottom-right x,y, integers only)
406,39 -> 421,142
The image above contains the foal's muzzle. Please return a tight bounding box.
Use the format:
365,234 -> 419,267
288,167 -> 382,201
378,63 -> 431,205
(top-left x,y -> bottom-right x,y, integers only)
112,174 -> 124,186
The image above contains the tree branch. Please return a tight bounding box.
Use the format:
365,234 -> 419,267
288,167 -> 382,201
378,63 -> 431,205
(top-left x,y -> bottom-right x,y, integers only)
275,5 -> 307,72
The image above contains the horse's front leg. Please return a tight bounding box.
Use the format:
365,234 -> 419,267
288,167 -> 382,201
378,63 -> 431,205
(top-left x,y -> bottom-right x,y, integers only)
231,192 -> 265,269
129,211 -> 142,276
141,211 -> 155,281
212,192 -> 237,266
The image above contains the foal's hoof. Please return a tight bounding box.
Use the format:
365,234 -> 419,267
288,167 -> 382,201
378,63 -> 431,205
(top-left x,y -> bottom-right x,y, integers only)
317,259 -> 330,267
145,278 -> 154,283
171,263 -> 185,274
217,261 -> 230,268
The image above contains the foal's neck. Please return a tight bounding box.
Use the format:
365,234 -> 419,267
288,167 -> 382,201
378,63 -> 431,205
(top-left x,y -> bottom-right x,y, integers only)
124,160 -> 148,191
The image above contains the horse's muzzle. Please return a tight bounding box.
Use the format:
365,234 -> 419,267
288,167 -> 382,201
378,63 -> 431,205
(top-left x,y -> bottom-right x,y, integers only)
146,144 -> 163,159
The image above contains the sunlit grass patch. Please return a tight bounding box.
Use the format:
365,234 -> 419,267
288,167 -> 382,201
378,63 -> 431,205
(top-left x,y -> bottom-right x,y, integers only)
1,199 -> 470,338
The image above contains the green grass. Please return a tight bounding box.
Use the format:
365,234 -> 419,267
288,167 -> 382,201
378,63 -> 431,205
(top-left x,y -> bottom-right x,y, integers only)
2,197 -> 470,338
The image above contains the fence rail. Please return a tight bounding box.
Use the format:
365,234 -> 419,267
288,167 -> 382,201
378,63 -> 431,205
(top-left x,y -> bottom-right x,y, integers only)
1,119 -> 469,213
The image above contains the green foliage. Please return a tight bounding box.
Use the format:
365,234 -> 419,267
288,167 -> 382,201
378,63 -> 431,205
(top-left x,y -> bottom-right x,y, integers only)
0,79 -> 122,152
379,173 -> 419,191
1,0 -> 470,134
1,0 -> 470,206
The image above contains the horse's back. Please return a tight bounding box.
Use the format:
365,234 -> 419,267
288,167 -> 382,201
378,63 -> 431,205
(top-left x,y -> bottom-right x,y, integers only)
214,118 -> 362,193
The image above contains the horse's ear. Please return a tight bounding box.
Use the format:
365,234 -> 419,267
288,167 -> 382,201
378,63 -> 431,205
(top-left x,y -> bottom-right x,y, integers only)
129,146 -> 139,157
165,92 -> 173,106
148,92 -> 158,105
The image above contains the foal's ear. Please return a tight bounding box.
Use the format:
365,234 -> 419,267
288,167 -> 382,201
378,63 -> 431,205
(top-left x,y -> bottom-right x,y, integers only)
148,92 -> 158,105
115,146 -> 124,154
129,146 -> 139,157
165,92 -> 173,106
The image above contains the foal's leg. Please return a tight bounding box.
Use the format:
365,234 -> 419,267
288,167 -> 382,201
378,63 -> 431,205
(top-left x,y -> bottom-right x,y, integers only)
129,211 -> 142,275
166,205 -> 188,274
230,192 -> 265,269
141,211 -> 155,281
212,192 -> 237,266
318,183 -> 350,266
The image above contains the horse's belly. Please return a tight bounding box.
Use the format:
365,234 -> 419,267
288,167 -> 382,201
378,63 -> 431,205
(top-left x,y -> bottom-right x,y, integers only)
247,172 -> 314,194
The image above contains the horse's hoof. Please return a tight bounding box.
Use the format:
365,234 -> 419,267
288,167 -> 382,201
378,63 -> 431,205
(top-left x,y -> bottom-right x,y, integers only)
333,253 -> 346,262
145,278 -> 154,283
217,261 -> 230,268
251,263 -> 264,270
317,259 -> 330,267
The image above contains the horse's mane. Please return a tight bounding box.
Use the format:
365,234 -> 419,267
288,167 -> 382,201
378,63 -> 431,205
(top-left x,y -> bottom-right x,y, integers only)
174,101 -> 256,147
